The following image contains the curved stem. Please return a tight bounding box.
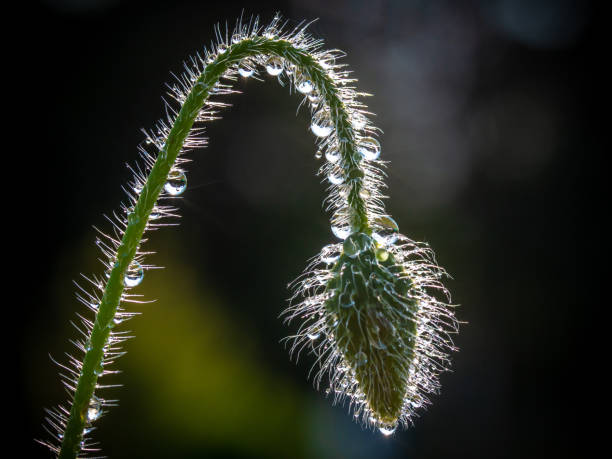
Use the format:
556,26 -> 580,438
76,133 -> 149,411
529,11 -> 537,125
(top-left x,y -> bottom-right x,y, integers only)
58,36 -> 368,459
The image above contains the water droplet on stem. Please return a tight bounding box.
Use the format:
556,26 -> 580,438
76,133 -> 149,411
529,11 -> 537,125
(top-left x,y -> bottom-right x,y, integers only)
124,262 -> 144,287
164,170 -> 187,196
357,137 -> 381,160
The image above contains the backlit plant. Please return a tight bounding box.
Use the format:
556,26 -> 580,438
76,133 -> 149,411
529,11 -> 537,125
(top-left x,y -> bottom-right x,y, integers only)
39,14 -> 459,458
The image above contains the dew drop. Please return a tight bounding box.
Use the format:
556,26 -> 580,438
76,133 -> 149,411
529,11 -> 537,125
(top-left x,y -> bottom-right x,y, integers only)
113,316 -> 125,326
308,92 -> 322,105
331,224 -> 352,240
372,216 -> 400,246
325,150 -> 340,163
321,253 -> 339,265
314,150 -> 323,160
263,27 -> 278,39
164,170 -> 187,196
379,424 -> 397,436
311,120 -> 333,138
307,331 -> 320,340
328,169 -> 345,185
352,113 -> 367,130
217,44 -> 228,54
265,57 -> 283,76
124,262 -> 144,287
238,66 -> 254,78
359,188 -> 371,199
297,79 -> 314,94
231,34 -> 242,44
87,396 -> 102,422
149,209 -> 162,220
285,64 -> 296,76
357,137 -> 381,160
354,350 -> 368,367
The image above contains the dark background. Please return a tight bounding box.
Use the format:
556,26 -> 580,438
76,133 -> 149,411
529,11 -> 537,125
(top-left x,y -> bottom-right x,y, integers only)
14,0 -> 600,458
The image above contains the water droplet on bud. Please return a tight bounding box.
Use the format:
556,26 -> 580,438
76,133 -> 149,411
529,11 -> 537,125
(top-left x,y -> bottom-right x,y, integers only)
265,57 -> 283,76
307,331 -> 320,340
238,66 -> 254,77
331,224 -> 352,240
372,216 -> 399,246
379,424 -> 397,436
297,78 -> 314,94
311,121 -> 333,138
328,169 -> 345,185
325,150 -> 340,163
357,137 -> 381,160
352,113 -> 367,130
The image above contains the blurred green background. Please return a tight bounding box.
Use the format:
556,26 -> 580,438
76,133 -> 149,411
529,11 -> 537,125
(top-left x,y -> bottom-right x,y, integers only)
16,0 -> 599,457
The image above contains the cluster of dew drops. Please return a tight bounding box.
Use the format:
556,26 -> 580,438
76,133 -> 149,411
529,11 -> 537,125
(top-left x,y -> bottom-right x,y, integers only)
122,169 -> 187,289
234,49 -> 404,436
93,30 -> 401,444
236,46 -> 396,258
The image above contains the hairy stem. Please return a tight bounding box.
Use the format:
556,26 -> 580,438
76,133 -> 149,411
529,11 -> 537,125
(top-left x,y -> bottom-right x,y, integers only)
59,36 -> 368,459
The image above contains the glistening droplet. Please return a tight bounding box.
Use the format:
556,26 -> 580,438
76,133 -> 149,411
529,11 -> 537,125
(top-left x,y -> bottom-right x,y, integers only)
124,262 -> 144,287
379,424 -> 397,436
372,216 -> 399,246
331,224 -> 352,240
328,169 -> 345,185
164,170 -> 187,196
265,57 -> 283,76
297,79 -> 314,94
308,92 -> 321,105
311,121 -> 333,138
352,112 -> 367,130
87,396 -> 102,422
357,137 -> 381,160
325,150 -> 340,163
307,331 -> 321,340
311,111 -> 333,137
238,66 -> 254,77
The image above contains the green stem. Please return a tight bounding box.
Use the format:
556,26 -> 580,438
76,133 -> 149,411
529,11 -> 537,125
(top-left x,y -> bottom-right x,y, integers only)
58,36 -> 369,458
